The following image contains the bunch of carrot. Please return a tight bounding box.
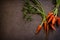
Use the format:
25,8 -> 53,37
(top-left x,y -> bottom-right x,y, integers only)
35,0 -> 60,35
23,0 -> 60,35
35,11 -> 60,34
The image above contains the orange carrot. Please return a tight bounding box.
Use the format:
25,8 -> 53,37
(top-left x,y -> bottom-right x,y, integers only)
50,24 -> 56,31
48,14 -> 54,23
57,17 -> 60,25
47,12 -> 53,19
43,21 -> 49,34
46,25 -> 49,34
44,21 -> 47,32
35,25 -> 42,34
52,16 -> 56,24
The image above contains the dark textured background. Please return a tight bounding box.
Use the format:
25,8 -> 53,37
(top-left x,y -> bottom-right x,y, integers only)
0,0 -> 60,40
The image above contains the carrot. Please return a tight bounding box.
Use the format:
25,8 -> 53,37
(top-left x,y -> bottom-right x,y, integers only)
43,21 -> 49,34
35,25 -> 42,34
47,12 -> 53,19
52,16 -> 56,24
44,21 -> 47,32
46,25 -> 49,34
48,14 -> 54,23
50,24 -> 56,31
57,17 -> 60,25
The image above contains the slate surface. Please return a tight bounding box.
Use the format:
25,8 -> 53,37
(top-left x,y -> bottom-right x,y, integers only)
0,0 -> 60,40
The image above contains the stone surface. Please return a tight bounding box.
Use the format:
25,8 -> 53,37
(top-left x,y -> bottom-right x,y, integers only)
0,0 -> 60,40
